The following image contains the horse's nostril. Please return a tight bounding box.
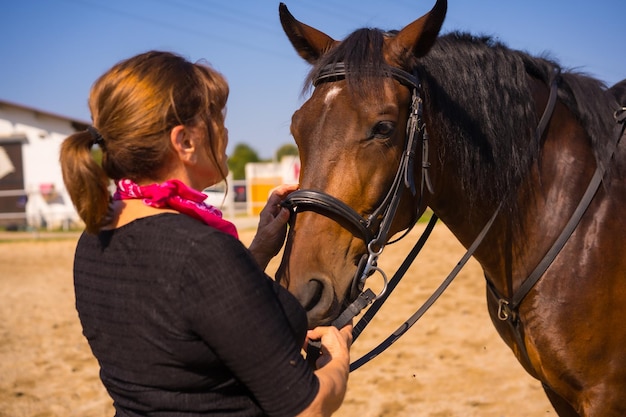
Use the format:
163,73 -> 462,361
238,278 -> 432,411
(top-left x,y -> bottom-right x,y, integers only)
303,279 -> 324,311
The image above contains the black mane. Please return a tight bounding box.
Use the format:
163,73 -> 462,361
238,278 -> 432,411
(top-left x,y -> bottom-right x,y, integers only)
307,29 -> 617,208
420,32 -> 615,205
609,79 -> 626,105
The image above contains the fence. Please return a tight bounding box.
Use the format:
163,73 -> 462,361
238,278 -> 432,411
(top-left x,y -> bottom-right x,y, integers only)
0,186 -> 79,231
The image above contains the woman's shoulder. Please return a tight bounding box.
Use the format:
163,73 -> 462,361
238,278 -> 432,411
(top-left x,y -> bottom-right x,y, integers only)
129,213 -> 236,242
81,213 -> 242,258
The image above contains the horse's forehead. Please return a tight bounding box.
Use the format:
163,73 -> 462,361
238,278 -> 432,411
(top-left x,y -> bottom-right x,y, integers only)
324,86 -> 342,105
311,80 -> 402,111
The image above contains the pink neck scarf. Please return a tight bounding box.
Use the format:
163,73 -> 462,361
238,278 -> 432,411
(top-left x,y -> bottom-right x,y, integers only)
114,178 -> 238,238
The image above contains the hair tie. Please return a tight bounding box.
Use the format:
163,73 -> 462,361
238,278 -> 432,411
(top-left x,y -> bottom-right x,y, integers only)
87,126 -> 105,147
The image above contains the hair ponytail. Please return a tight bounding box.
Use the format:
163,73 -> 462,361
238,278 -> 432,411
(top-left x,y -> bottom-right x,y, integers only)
60,130 -> 111,233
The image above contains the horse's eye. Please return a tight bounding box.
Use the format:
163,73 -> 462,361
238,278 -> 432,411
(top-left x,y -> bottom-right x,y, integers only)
370,121 -> 395,139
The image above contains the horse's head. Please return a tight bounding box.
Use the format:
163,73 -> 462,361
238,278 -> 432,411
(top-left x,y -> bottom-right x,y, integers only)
277,1 -> 447,327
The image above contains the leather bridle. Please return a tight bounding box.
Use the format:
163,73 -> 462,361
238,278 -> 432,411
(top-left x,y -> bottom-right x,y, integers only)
282,62 -> 433,304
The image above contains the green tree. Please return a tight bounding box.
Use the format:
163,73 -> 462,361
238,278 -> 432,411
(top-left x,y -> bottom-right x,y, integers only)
275,143 -> 299,161
228,143 -> 260,180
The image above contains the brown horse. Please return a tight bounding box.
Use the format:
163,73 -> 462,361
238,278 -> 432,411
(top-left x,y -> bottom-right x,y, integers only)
276,1 -> 626,415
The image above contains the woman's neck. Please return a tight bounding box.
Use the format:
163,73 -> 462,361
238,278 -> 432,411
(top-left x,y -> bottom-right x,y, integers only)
103,199 -> 178,230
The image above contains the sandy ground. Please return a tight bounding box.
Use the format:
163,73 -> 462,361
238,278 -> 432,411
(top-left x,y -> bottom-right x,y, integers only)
0,223 -> 555,417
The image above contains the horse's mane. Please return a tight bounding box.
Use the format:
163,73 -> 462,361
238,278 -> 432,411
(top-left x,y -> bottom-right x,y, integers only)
306,28 -> 395,98
307,29 -> 617,208
609,79 -> 626,105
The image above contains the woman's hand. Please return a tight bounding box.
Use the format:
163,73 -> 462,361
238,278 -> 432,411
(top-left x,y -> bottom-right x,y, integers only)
296,322 -> 353,417
306,322 -> 353,370
248,184 -> 298,269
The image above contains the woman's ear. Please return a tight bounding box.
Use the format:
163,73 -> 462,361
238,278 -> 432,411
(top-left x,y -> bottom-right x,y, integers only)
170,125 -> 196,163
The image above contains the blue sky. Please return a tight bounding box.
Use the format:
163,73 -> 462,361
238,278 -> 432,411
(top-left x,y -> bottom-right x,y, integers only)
1,0 -> 623,159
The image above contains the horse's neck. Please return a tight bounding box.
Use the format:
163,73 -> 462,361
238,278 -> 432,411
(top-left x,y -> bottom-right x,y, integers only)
429,107 -> 596,294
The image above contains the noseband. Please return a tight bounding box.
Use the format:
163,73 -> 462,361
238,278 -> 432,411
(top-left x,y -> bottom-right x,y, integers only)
282,62 -> 433,302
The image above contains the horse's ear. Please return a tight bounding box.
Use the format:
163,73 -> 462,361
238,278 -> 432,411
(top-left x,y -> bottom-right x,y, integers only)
390,0 -> 447,60
279,3 -> 338,64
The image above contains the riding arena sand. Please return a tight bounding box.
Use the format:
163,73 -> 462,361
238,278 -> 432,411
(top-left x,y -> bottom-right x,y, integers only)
0,221 -> 555,416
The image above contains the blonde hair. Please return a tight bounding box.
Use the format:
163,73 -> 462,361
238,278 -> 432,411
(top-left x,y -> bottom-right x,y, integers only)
60,51 -> 229,233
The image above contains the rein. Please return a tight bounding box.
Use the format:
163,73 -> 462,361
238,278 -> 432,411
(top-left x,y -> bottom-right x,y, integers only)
353,73 -> 626,374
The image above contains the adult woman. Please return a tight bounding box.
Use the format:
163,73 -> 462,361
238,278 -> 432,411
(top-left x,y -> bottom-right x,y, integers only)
60,51 -> 351,417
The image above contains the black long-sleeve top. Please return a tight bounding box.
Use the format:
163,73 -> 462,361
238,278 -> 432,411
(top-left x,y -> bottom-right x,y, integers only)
73,213 -> 319,416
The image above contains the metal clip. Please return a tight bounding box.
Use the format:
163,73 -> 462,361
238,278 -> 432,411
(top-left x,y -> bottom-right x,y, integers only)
358,241 -> 384,282
358,241 -> 389,300
497,298 -> 510,321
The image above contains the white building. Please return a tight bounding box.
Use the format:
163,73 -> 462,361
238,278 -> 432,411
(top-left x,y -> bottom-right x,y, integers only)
0,100 -> 87,230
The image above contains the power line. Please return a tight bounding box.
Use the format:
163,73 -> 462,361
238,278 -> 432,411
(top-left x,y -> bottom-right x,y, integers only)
63,0 -> 295,61
154,0 -> 283,38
